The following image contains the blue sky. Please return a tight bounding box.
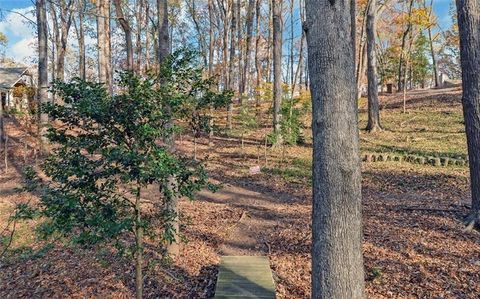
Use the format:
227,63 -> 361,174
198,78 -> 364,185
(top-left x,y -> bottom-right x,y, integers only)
0,0 -> 36,63
0,0 -> 456,63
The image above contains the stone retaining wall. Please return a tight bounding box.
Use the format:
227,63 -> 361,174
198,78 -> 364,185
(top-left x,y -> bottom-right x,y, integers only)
363,153 -> 468,167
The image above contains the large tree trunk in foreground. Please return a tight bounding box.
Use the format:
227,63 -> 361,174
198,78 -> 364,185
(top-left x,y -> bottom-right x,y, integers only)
36,0 -> 49,153
305,0 -> 366,298
366,0 -> 382,132
456,0 -> 480,230
272,0 -> 283,140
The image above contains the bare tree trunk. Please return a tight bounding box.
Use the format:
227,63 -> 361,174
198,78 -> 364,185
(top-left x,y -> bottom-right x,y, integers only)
255,0 -> 262,95
402,28 -> 414,113
208,0 -> 215,146
135,0 -> 144,73
289,0 -> 294,96
74,0 -> 86,80
187,0 -> 209,67
208,0 -> 215,76
157,0 -> 179,257
134,187 -> 143,299
158,0 -> 169,63
236,0 -> 243,100
144,1 -> 151,71
0,93 -> 4,149
221,0 -> 231,90
97,0 -> 112,93
292,0 -> 306,96
57,1 -> 74,81
266,1 -> 273,82
292,32 -> 305,96
241,0 -> 256,103
36,0 -> 49,154
426,0 -> 439,87
366,0 -> 382,132
272,0 -> 283,140
305,0 -> 366,297
456,0 -> 480,230
427,26 -> 438,87
227,0 -> 237,130
356,0 -> 369,98
49,5 -> 59,82
114,0 -> 134,70
397,0 -> 414,91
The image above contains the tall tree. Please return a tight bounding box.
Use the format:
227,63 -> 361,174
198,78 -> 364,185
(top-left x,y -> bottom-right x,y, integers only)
397,0 -> 414,91
158,0 -> 169,62
272,0 -> 283,139
241,0 -> 256,102
57,0 -> 74,81
366,0 -> 382,132
96,0 -> 112,93
425,0 -> 439,87
305,0 -> 366,297
227,0 -> 237,129
0,32 -> 6,146
157,0 -> 179,261
36,0 -> 49,152
113,0 -> 134,70
208,0 -> 216,145
254,0 -> 262,92
456,0 -> 480,230
73,0 -> 86,80
356,1 -> 369,98
208,0 -> 215,76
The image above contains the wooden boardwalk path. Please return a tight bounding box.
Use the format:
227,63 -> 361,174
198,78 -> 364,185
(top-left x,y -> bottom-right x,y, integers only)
214,256 -> 276,298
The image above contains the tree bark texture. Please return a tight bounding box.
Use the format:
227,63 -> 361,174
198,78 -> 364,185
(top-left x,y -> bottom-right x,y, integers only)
305,0 -> 366,297
114,0 -> 134,71
272,0 -> 283,139
97,0 -> 112,93
366,0 -> 382,132
456,0 -> 480,230
36,0 -> 49,153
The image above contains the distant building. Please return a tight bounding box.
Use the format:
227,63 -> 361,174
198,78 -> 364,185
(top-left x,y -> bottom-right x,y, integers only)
0,66 -> 35,111
438,72 -> 462,88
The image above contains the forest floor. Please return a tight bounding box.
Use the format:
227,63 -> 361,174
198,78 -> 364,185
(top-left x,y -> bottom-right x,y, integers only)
1,87 -> 480,298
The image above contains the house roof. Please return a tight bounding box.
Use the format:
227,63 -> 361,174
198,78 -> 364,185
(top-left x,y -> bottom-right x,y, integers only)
0,67 -> 29,90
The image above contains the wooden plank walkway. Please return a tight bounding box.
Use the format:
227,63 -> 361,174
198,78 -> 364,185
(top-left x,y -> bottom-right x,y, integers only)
214,256 -> 276,299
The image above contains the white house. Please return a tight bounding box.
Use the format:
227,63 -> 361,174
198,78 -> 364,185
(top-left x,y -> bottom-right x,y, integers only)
0,67 -> 35,111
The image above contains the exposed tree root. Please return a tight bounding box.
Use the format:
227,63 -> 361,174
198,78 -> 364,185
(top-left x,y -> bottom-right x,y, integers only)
463,211 -> 480,232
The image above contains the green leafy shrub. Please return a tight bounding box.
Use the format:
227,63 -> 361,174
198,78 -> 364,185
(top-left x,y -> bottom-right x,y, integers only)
20,50 -> 229,298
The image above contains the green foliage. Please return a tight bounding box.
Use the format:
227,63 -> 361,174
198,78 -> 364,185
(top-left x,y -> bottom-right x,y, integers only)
410,32 -> 431,86
22,50 -> 225,250
371,267 -> 383,280
235,106 -> 258,135
173,52 -> 232,138
280,98 -> 307,145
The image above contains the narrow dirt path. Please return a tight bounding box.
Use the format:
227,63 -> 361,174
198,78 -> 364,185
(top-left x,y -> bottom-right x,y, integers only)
197,180 -> 282,256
